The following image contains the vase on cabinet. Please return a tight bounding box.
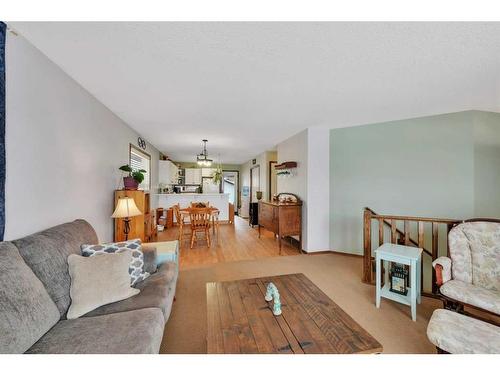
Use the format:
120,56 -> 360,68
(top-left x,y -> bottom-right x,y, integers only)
123,176 -> 139,190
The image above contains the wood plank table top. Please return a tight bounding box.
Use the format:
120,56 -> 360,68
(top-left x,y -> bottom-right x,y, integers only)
206,273 -> 383,354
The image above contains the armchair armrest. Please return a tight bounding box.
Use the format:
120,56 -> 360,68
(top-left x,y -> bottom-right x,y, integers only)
432,256 -> 452,286
141,244 -> 158,274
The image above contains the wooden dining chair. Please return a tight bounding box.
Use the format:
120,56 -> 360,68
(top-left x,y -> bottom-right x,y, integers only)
211,209 -> 220,243
172,204 -> 189,244
190,201 -> 210,208
189,208 -> 212,248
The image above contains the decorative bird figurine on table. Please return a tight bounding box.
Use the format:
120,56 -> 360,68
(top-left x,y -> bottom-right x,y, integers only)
265,282 -> 282,316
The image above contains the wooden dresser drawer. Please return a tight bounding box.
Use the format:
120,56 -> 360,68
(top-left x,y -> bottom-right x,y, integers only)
258,200 -> 302,253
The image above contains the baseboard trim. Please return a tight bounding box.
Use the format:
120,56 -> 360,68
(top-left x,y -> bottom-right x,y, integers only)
330,250 -> 363,258
303,250 -> 363,258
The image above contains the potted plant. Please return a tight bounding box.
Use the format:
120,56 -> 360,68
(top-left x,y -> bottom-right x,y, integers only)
119,164 -> 147,190
212,167 -> 223,185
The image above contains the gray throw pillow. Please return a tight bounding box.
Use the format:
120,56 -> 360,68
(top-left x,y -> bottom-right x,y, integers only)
66,252 -> 140,319
81,239 -> 150,285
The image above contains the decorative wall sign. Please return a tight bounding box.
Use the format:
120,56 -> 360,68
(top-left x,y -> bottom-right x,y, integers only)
137,137 -> 147,150
242,186 -> 250,196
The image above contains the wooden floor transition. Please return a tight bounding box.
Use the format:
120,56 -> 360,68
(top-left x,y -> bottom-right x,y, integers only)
157,215 -> 301,270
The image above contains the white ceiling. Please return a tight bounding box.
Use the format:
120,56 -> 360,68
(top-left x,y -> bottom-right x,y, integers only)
10,22 -> 500,164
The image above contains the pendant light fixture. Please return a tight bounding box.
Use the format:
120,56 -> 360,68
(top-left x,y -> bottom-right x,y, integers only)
196,139 -> 213,166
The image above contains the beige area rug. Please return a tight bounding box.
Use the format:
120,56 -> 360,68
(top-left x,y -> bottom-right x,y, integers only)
160,253 -> 441,354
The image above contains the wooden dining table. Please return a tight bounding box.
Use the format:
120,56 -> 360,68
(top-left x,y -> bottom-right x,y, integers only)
179,206 -> 220,235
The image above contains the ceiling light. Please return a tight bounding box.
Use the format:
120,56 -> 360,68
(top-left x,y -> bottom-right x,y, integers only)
196,139 -> 212,167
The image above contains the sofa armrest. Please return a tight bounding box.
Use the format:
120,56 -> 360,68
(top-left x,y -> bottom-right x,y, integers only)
432,256 -> 452,286
141,245 -> 158,274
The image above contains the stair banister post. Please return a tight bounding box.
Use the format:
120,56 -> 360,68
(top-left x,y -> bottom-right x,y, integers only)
363,208 -> 372,283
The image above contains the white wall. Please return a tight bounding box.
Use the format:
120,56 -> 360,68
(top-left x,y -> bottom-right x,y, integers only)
276,128 -> 330,252
5,33 -> 159,241
276,130 -> 308,248
306,128 -> 330,252
473,111 -> 500,217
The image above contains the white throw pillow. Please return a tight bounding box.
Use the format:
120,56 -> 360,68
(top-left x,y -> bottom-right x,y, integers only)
81,239 -> 150,285
66,252 -> 140,319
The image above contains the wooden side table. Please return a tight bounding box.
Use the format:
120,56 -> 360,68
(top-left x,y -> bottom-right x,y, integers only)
375,243 -> 422,321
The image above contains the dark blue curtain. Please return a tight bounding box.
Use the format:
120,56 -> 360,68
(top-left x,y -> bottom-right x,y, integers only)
0,22 -> 5,240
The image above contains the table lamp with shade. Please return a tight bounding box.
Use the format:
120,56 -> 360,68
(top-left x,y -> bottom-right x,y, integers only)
111,197 -> 142,241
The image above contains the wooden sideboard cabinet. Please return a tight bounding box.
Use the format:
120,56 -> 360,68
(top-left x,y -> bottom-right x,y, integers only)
258,200 -> 302,254
114,190 -> 157,243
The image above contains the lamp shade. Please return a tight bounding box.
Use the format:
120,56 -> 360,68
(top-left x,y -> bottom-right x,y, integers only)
111,197 -> 142,218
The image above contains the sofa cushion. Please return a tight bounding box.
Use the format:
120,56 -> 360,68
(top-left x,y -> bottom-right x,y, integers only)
448,225 -> 473,283
81,239 -> 150,285
27,308 -> 164,354
141,245 -> 158,274
427,309 -> 500,354
0,242 -> 60,353
12,219 -> 98,318
84,261 -> 177,320
461,222 -> 500,291
67,252 -> 140,319
440,279 -> 500,314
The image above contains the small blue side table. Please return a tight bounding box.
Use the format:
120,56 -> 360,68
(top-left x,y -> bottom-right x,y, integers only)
375,243 -> 422,321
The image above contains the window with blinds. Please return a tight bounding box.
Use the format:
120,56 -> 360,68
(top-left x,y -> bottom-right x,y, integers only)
129,145 -> 151,191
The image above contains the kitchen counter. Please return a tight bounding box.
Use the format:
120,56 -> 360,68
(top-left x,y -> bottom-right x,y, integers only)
156,193 -> 230,221
155,193 -> 228,196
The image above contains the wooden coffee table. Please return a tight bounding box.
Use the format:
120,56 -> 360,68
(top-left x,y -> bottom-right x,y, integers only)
206,273 -> 383,354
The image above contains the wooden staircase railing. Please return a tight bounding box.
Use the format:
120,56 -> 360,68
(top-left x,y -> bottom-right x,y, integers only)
363,207 -> 461,297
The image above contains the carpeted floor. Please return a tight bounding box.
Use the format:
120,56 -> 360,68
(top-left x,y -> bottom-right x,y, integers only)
160,253 -> 441,354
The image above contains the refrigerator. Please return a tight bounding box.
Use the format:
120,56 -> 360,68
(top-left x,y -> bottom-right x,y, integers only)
202,177 -> 221,193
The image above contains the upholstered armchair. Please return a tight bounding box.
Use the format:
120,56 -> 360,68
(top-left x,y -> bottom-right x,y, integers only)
432,221 -> 500,317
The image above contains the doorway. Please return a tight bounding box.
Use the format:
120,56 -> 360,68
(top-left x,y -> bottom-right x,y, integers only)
268,161 -> 277,200
222,170 -> 239,214
250,165 -> 261,204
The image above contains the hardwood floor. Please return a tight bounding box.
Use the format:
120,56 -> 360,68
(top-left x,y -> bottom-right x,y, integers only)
157,215 -> 300,270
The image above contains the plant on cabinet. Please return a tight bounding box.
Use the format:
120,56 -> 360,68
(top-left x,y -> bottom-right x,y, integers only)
119,164 -> 147,190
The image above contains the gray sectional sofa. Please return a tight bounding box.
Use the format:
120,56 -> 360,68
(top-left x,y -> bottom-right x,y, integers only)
0,219 -> 178,354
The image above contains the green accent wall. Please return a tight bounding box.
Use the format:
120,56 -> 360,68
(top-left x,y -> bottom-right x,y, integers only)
329,110 -> 500,255
473,111 -> 500,217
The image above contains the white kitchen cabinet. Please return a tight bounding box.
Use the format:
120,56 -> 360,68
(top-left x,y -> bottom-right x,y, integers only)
185,168 -> 202,185
184,168 -> 194,184
170,163 -> 179,184
193,169 -> 202,184
159,160 -> 171,185
202,168 -> 216,177
159,160 -> 179,184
